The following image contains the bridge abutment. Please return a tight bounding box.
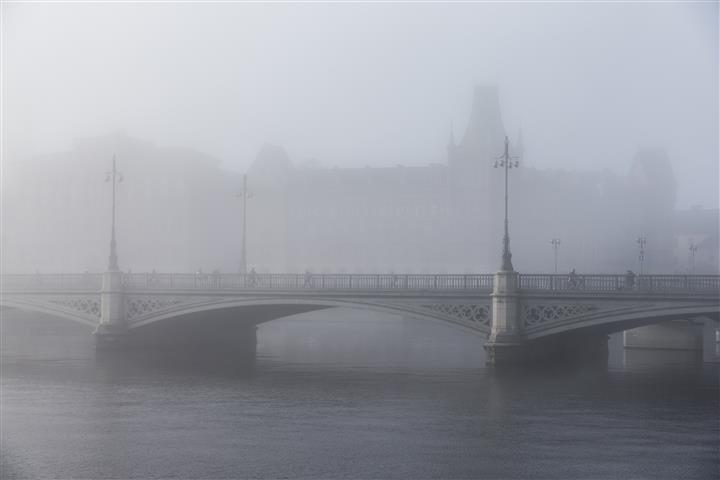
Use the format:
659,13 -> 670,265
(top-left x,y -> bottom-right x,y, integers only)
93,270 -> 128,349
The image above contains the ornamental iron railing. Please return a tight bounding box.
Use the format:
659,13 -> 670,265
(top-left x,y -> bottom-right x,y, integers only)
120,273 -> 495,291
1,273 -> 718,293
518,274 -> 720,293
0,273 -> 103,290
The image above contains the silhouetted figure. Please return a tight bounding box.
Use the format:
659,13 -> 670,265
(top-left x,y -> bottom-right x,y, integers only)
391,272 -> 398,288
304,269 -> 313,288
249,268 -> 257,287
568,268 -> 578,289
625,270 -> 636,290
211,269 -> 220,288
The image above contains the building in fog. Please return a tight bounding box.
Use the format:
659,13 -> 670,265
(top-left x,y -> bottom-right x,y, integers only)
249,86 -> 692,274
1,134 -> 243,273
3,87 -> 715,275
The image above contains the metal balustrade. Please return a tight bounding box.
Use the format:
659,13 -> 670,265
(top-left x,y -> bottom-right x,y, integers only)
1,272 -> 717,293
518,274 -> 720,293
120,273 -> 495,291
0,273 -> 103,290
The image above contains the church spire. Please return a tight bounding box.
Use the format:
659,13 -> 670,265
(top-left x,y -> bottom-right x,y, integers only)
458,85 -> 506,156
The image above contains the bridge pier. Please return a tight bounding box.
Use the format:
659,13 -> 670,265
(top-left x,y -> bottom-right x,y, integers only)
484,271 -> 527,365
483,270 -> 611,366
93,270 -> 128,349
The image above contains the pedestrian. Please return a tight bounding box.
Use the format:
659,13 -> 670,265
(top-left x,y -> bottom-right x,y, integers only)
304,269 -> 313,288
568,268 -> 578,289
625,270 -> 635,290
249,267 -> 257,287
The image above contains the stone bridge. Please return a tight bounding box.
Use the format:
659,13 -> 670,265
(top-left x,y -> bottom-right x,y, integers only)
1,271 -> 718,364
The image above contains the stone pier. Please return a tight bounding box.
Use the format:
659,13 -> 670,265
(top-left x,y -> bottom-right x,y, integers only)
484,270 -> 526,364
93,270 -> 128,349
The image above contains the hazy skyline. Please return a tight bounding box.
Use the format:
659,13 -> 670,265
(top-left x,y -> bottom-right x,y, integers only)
3,2 -> 718,208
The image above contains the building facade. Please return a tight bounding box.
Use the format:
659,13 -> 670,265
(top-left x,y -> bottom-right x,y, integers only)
3,87 -> 714,275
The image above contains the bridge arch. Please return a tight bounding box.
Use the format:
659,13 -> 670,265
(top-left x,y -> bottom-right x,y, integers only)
125,297 -> 491,336
0,297 -> 99,328
525,303 -> 720,340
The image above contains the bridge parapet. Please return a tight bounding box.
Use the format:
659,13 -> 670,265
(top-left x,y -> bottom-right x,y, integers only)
4,273 -> 716,294
1,273 -> 102,291
518,274 -> 720,293
119,273 -> 495,291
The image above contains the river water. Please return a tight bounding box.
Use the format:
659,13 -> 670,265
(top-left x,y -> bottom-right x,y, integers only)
1,309 -> 718,479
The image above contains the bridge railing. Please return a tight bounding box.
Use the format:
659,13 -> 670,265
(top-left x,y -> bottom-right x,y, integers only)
120,273 -> 494,291
519,274 -> 720,293
0,273 -> 103,290
3,273 -> 717,293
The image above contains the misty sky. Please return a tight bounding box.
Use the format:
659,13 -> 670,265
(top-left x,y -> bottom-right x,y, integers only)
3,2 -> 718,208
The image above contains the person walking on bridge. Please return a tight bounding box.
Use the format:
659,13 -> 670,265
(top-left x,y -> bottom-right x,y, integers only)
568,269 -> 578,289
625,270 -> 636,290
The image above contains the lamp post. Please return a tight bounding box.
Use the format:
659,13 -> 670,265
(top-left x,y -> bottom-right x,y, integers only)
689,241 -> 698,274
551,238 -> 561,274
237,174 -> 252,274
637,235 -> 647,276
494,136 -> 519,272
105,155 -> 123,271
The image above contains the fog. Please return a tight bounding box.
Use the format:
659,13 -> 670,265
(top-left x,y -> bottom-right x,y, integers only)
2,2 -> 718,274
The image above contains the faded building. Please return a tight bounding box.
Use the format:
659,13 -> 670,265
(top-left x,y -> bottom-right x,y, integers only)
1,133 -> 243,273
251,86 -> 683,274
2,87 -> 696,275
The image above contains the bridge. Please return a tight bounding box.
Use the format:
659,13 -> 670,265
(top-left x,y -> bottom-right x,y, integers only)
2,271 -> 718,364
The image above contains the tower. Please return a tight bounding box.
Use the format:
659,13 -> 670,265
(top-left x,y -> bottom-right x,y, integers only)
448,86 -> 508,271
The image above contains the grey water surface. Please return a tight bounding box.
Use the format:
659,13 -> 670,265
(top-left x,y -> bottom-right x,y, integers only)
1,310 -> 718,479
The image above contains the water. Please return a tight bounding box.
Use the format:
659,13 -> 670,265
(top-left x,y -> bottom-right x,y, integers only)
2,309 -> 718,479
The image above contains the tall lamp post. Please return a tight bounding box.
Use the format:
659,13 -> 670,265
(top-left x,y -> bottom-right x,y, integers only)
494,136 -> 519,271
237,174 -> 252,274
637,235 -> 647,276
551,238 -> 561,274
105,155 -> 123,271
689,241 -> 698,274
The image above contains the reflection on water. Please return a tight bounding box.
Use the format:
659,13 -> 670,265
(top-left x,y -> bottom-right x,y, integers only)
1,310 -> 718,479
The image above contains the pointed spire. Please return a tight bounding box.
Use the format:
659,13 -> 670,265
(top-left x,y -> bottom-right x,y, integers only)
459,85 -> 506,155
447,121 -> 456,149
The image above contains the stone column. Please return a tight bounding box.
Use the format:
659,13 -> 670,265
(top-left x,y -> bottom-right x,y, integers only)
93,270 -> 127,349
484,270 -> 526,364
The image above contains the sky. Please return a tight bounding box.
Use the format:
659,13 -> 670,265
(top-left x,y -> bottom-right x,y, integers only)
2,2 -> 718,208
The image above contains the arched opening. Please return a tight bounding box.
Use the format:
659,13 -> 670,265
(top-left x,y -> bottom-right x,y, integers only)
122,301 -> 488,367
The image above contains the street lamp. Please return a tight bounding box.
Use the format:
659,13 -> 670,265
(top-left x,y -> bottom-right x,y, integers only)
551,238 -> 561,274
689,240 -> 698,274
105,155 -> 123,271
237,174 -> 252,274
637,235 -> 647,275
493,136 -> 520,272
